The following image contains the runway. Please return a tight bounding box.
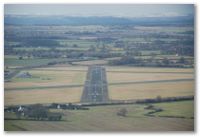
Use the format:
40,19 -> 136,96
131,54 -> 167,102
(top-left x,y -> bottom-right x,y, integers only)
81,66 -> 109,103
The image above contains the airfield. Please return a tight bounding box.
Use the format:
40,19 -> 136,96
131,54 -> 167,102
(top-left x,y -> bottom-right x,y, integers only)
4,63 -> 194,131
4,64 -> 194,106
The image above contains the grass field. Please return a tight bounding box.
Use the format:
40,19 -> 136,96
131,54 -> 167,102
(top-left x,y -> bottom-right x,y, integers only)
5,66 -> 194,105
134,26 -> 194,33
5,69 -> 86,89
109,81 -> 194,100
4,55 -> 68,68
73,59 -> 108,65
58,39 -> 96,48
153,100 -> 194,118
34,65 -> 88,71
107,72 -> 193,83
106,67 -> 194,100
4,66 -> 87,106
4,101 -> 194,131
5,87 -> 82,106
41,65 -> 193,73
105,66 -> 194,73
106,66 -> 194,100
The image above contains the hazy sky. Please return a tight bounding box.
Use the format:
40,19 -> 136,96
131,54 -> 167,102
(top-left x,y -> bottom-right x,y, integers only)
4,4 -> 194,17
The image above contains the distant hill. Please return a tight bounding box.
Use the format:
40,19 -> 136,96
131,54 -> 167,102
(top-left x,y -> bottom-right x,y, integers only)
4,15 -> 194,26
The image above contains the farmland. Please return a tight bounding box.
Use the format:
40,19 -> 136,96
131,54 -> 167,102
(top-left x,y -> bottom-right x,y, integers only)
5,101 -> 194,131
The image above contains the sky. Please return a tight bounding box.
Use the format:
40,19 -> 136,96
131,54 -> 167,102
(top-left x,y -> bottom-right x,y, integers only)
4,4 -> 194,17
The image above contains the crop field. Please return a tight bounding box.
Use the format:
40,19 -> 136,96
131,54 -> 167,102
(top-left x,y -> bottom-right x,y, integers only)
5,101 -> 194,131
5,87 -> 82,106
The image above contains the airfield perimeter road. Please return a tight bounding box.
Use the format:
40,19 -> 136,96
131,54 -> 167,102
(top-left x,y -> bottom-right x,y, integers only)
81,66 -> 109,103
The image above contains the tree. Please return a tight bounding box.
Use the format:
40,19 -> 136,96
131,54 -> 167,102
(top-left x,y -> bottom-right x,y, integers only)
89,45 -> 96,52
162,58 -> 170,65
73,44 -> 78,48
19,56 -> 23,60
47,113 -> 62,121
26,104 -> 48,120
156,95 -> 162,102
179,57 -> 186,64
16,111 -> 21,119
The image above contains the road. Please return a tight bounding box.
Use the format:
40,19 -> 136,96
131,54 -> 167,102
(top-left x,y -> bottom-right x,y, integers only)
81,66 -> 109,103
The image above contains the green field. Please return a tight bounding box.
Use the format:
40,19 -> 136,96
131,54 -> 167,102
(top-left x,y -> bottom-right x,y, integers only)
4,101 -> 194,131
134,26 -> 194,33
5,68 -> 86,89
153,100 -> 194,118
58,39 -> 96,48
4,55 -> 68,67
5,87 -> 83,106
140,50 -> 161,56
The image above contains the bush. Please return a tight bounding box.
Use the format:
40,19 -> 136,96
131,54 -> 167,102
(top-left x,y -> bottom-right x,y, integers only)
24,104 -> 63,121
47,113 -> 62,121
117,108 -> 128,117
26,104 -> 48,120
156,95 -> 162,101
144,105 -> 154,110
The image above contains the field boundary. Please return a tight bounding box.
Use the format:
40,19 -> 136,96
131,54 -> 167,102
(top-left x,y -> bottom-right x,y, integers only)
4,96 -> 194,108
80,96 -> 194,107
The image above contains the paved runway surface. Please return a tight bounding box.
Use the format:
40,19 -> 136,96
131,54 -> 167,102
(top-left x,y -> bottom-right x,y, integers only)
81,66 -> 109,103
